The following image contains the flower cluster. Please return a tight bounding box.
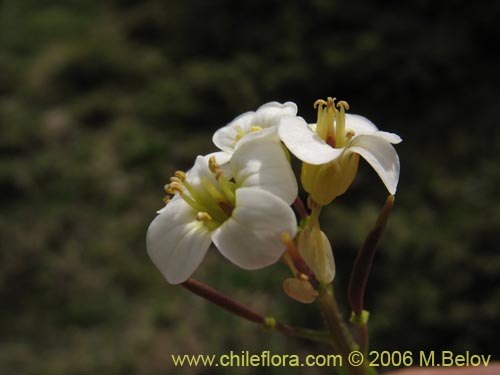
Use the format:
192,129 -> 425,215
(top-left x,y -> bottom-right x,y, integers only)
147,98 -> 401,298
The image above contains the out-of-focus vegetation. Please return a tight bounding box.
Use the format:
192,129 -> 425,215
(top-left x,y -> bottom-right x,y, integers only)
1,0 -> 499,374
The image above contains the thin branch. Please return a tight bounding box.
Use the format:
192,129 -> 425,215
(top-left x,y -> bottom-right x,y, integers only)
181,277 -> 330,344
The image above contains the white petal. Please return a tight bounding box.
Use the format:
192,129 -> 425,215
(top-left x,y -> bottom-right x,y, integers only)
373,131 -> 402,144
279,116 -> 342,165
146,198 -> 212,284
254,101 -> 297,122
231,138 -> 298,204
212,187 -> 297,270
235,126 -> 280,148
347,135 -> 400,194
344,114 -> 379,135
213,102 -> 297,153
212,111 -> 255,152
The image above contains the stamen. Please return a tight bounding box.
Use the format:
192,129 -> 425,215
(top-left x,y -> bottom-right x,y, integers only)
313,99 -> 328,109
337,100 -> 350,111
196,212 -> 213,221
346,130 -> 355,141
315,97 -> 337,144
335,99 -> 349,148
170,176 -> 181,184
201,176 -> 226,203
327,97 -> 336,109
178,191 -> 206,212
218,175 -> 236,206
165,182 -> 182,195
174,170 -> 187,181
163,196 -> 171,204
250,125 -> 263,132
208,156 -> 220,174
235,125 -> 245,141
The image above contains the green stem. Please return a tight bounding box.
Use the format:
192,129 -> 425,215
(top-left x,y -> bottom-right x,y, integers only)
275,322 -> 332,344
182,278 -> 330,344
318,284 -> 372,375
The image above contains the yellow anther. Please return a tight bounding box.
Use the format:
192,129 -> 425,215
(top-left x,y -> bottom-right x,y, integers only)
166,181 -> 183,194
346,130 -> 355,140
208,156 -> 220,174
313,99 -> 328,109
196,212 -> 213,221
170,176 -> 181,184
250,125 -> 263,132
298,273 -> 309,281
163,196 -> 171,204
337,100 -> 350,111
327,96 -> 336,108
174,171 -> 187,181
234,125 -> 245,141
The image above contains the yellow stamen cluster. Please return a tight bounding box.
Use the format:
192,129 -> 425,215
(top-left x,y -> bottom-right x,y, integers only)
161,157 -> 238,229
314,97 -> 351,149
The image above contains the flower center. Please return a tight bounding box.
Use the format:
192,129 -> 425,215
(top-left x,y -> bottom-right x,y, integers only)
163,157 -> 237,229
314,97 -> 352,149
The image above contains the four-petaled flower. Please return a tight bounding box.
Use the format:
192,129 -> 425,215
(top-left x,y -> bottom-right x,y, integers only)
213,101 -> 298,154
147,138 -> 298,284
279,97 -> 402,205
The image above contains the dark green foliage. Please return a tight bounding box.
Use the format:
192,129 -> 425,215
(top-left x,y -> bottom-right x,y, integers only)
1,0 -> 499,373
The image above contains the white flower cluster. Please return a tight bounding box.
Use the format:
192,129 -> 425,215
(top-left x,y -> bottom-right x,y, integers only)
147,99 -> 401,292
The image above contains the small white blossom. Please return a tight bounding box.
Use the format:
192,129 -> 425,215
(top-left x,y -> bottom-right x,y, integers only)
213,101 -> 298,153
279,98 -> 401,204
147,138 -> 298,284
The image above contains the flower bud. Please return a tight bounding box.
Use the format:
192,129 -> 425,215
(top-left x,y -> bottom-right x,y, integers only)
296,223 -> 335,284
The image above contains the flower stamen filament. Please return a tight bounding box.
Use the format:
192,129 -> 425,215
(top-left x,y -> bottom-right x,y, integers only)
335,100 -> 349,148
315,97 -> 336,147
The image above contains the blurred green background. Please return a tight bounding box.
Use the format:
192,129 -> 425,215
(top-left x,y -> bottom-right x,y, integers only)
1,0 -> 499,374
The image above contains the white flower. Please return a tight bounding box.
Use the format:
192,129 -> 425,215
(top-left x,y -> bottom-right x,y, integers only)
147,138 -> 298,284
213,101 -> 298,153
279,97 -> 401,205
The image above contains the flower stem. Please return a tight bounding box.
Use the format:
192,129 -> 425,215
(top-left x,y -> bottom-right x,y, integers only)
318,284 -> 370,375
181,278 -> 330,344
293,196 -> 309,220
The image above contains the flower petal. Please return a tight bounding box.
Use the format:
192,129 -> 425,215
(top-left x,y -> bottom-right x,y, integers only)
212,111 -> 255,152
212,102 -> 297,153
279,116 -> 343,165
254,101 -> 297,122
146,198 -> 212,284
235,126 -> 280,148
373,131 -> 403,144
344,114 -> 379,135
347,135 -> 400,194
231,138 -> 298,204
212,187 -> 297,270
